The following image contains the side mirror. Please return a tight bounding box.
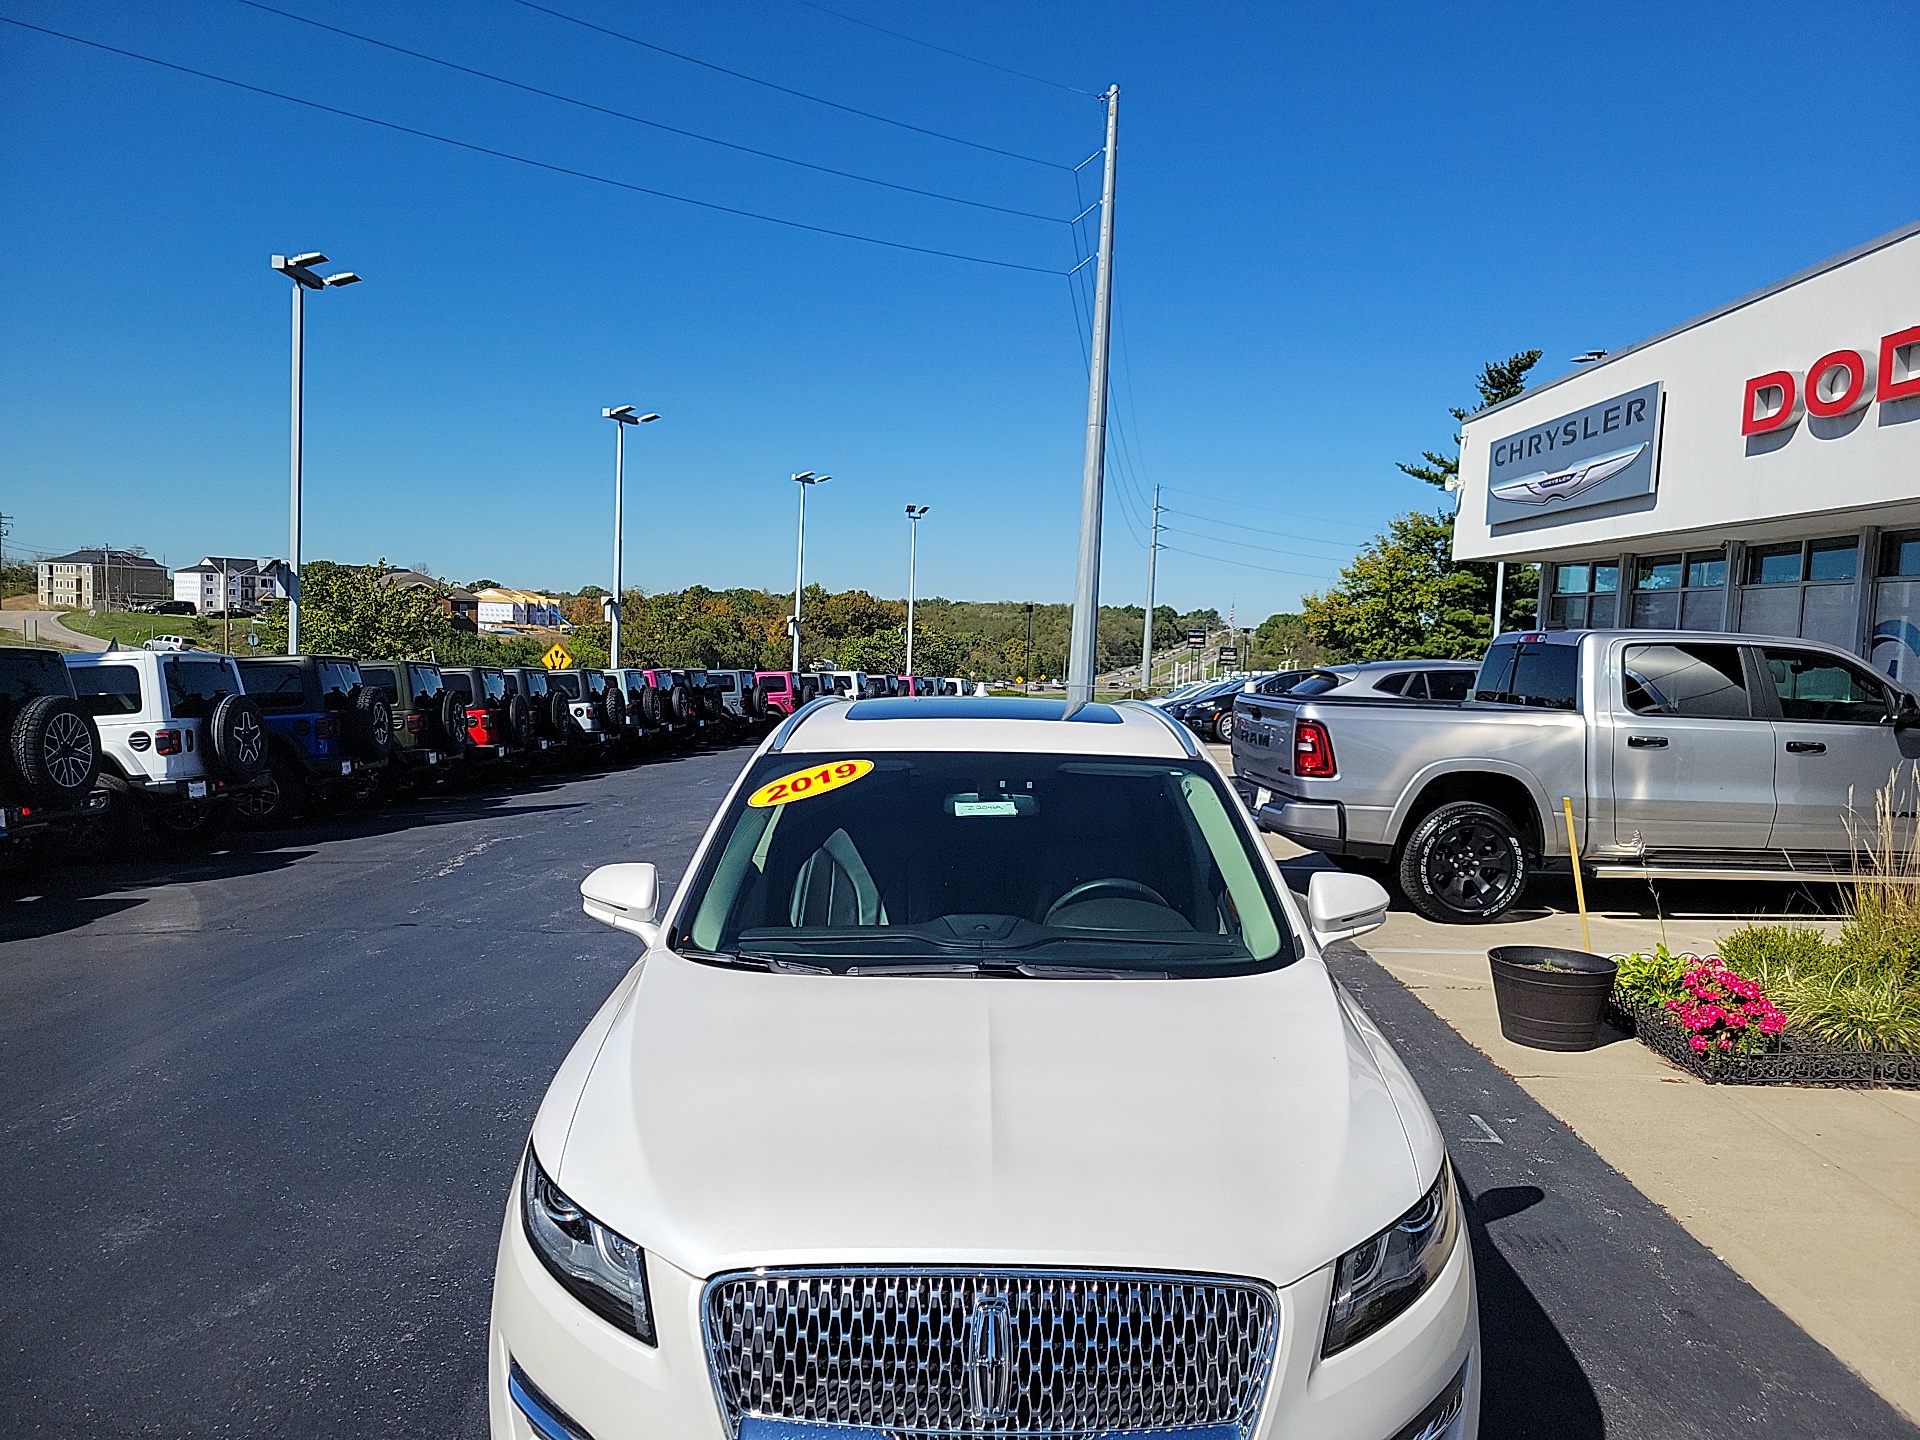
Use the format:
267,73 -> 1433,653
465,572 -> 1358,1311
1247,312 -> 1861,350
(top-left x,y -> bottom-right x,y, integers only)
581,863 -> 661,945
1306,870 -> 1390,947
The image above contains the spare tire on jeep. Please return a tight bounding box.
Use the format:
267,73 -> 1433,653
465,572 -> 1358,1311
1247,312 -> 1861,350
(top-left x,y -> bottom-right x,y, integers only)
743,682 -> 765,719
637,684 -> 661,727
345,687 -> 393,759
669,684 -> 693,725
506,693 -> 534,749
208,694 -> 268,782
546,690 -> 573,738
602,684 -> 625,731
8,695 -> 99,805
439,689 -> 472,748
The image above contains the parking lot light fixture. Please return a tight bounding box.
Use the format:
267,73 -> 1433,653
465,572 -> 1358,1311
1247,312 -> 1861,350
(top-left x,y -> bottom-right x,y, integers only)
602,407 -> 660,669
904,505 -> 929,679
790,472 -> 830,674
271,250 -> 362,656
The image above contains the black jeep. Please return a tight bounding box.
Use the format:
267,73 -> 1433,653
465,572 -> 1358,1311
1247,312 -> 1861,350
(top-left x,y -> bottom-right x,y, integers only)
0,645 -> 106,850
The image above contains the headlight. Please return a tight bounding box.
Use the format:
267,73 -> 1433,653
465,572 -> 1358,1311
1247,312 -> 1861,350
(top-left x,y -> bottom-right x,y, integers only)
1323,1165 -> 1459,1356
520,1146 -> 656,1345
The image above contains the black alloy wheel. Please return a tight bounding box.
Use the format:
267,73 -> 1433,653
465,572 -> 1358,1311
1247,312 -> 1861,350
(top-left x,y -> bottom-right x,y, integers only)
232,755 -> 305,828
1397,800 -> 1529,924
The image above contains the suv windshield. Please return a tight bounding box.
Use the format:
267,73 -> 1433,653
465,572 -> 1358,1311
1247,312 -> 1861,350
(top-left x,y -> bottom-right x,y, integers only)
677,751 -> 1294,978
165,657 -> 240,717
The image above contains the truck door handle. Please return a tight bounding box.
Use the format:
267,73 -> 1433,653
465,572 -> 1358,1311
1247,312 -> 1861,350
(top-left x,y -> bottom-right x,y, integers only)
1785,740 -> 1826,754
1626,734 -> 1668,748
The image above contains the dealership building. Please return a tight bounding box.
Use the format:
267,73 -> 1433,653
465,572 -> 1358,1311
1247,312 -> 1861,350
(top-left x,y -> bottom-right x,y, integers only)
1453,220 -> 1920,682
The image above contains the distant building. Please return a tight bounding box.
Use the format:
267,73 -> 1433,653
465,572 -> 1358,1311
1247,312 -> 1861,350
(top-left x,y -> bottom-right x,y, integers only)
378,569 -> 479,632
39,549 -> 169,610
472,586 -> 564,630
172,557 -> 291,613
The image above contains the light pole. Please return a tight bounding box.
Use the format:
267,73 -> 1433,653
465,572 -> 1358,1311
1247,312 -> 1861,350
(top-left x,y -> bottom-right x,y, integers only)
602,406 -> 660,669
271,252 -> 360,656
904,504 -> 928,678
790,471 -> 830,674
1024,603 -> 1034,694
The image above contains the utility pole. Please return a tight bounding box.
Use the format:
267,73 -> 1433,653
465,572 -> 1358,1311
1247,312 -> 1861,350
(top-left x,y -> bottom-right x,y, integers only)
1140,483 -> 1160,694
1065,85 -> 1119,714
904,505 -> 928,678
0,514 -> 10,596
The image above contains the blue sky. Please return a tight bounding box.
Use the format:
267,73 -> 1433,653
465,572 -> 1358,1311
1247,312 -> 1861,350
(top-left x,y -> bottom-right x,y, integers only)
3,0 -> 1915,620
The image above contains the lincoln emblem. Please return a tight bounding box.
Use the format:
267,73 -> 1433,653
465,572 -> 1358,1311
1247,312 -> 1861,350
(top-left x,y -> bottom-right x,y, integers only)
965,1295 -> 1013,1421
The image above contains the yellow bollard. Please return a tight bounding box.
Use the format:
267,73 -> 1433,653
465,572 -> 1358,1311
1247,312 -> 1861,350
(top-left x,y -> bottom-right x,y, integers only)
1562,796 -> 1592,954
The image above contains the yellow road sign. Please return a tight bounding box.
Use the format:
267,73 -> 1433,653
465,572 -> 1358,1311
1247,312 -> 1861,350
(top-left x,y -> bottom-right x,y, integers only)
541,643 -> 575,670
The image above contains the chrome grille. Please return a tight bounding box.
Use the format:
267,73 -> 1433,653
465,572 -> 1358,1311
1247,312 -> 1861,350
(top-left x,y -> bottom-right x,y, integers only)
701,1267 -> 1279,1439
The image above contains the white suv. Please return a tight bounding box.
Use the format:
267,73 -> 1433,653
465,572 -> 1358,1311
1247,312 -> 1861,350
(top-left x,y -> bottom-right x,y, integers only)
489,695 -> 1478,1440
67,651 -> 269,841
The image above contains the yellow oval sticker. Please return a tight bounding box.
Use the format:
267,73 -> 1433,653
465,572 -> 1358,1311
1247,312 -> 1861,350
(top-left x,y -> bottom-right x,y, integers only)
747,759 -> 875,808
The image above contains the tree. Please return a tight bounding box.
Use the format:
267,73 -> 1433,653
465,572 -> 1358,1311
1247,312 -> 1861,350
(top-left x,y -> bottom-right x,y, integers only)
1253,612 -> 1326,668
1301,511 -> 1499,661
254,560 -> 456,659
1397,350 -> 1543,490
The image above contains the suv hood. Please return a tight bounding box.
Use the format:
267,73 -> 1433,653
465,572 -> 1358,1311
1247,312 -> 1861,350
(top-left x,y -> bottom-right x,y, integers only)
550,951 -> 1422,1286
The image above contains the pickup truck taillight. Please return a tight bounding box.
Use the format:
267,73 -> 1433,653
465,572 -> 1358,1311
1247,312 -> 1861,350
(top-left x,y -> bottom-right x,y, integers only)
155,729 -> 183,756
1294,719 -> 1336,778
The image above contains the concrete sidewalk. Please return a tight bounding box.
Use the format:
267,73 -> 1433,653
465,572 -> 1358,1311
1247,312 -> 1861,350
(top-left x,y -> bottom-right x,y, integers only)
1271,834 -> 1920,1418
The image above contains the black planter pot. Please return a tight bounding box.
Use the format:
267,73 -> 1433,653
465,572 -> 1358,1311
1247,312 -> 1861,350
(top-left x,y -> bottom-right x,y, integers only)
1488,946 -> 1618,1052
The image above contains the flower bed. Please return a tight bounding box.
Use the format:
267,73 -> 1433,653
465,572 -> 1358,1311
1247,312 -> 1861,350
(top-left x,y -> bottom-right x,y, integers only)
1609,999 -> 1920,1087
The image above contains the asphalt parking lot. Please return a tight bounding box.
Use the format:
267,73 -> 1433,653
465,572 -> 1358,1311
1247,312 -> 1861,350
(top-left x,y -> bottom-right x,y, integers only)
2,751 -> 1914,1438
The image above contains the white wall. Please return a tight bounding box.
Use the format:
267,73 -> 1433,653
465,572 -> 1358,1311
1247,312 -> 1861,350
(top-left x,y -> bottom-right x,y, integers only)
1456,225 -> 1920,563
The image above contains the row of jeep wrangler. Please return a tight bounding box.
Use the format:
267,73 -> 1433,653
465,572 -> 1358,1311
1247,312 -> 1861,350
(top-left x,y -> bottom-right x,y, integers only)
0,647 -> 898,856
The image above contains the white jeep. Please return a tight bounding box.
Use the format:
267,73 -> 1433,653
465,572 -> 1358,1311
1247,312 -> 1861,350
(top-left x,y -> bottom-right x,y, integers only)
67,651 -> 270,843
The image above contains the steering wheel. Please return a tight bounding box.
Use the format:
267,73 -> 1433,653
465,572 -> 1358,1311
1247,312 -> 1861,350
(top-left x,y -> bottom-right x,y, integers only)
1044,878 -> 1171,924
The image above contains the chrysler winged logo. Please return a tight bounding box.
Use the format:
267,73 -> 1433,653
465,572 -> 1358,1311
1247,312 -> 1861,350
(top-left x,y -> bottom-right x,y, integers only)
1489,443 -> 1645,505
965,1295 -> 1013,1421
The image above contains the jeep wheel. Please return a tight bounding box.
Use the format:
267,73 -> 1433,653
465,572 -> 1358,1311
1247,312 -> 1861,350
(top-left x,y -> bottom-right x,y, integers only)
10,696 -> 100,805
146,796 -> 226,847
233,756 -> 305,828
209,695 -> 269,783
347,688 -> 393,759
1396,800 -> 1528,924
439,690 -> 473,750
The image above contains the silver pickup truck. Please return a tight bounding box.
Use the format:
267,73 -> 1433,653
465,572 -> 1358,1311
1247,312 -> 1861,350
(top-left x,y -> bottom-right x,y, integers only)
1231,628 -> 1920,922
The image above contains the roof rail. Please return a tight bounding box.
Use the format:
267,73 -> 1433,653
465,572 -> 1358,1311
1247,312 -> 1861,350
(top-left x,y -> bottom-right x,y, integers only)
1115,699 -> 1199,757
767,694 -> 849,753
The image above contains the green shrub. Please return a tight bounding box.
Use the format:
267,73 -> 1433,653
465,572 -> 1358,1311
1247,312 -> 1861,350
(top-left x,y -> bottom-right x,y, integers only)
1718,924 -> 1840,986
1778,972 -> 1920,1053
1612,945 -> 1692,1008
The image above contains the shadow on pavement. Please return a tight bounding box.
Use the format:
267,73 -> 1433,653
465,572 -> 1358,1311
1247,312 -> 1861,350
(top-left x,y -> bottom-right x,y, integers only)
1466,1185 -> 1605,1440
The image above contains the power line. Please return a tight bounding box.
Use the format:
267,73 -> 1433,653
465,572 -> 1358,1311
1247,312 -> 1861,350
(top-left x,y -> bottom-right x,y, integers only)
1163,524 -> 1355,565
787,0 -> 1097,96
1161,508 -> 1359,552
234,0 -> 1070,225
510,0 -> 1071,170
1159,542 -> 1333,583
0,16 -> 1069,276
1158,482 -> 1378,535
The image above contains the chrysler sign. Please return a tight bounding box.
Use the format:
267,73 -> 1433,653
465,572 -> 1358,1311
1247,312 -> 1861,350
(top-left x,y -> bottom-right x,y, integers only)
1485,382 -> 1661,524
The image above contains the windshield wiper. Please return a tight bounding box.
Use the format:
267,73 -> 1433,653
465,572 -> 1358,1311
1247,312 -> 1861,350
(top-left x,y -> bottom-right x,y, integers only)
842,959 -> 1168,980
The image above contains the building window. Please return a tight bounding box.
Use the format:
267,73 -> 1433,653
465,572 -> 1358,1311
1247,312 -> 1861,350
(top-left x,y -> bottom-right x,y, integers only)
1547,561 -> 1618,630
1738,535 -> 1860,649
1632,548 -> 1726,630
1870,530 -> 1920,686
